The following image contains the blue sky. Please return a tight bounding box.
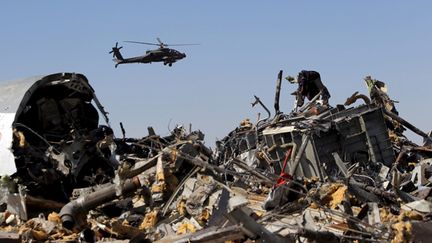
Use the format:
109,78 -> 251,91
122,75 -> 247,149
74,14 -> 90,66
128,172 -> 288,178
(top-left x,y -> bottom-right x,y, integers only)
1,1 -> 431,146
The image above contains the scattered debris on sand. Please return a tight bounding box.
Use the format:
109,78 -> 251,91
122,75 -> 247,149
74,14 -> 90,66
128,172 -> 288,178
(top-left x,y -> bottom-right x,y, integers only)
0,71 -> 431,242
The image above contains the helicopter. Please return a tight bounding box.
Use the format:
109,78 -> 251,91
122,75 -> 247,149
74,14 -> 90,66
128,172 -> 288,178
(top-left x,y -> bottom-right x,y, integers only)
109,38 -> 198,68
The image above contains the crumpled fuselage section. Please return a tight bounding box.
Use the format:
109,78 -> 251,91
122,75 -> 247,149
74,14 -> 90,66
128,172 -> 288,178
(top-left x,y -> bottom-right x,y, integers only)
12,73 -> 116,201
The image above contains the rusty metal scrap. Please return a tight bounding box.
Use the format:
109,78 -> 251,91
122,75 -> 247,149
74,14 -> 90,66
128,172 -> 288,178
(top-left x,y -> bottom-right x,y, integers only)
1,72 -> 432,242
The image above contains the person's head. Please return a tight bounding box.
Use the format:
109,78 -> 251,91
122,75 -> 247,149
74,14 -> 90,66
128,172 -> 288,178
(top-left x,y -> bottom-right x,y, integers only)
297,70 -> 308,83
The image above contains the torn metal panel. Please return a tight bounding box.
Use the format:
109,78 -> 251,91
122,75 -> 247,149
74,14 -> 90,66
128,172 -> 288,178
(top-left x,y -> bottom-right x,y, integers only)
207,188 -> 229,227
155,224 -> 245,243
6,186 -> 27,220
401,199 -> 432,213
185,174 -> 217,217
260,104 -> 395,179
227,207 -> 286,242
411,221 -> 432,242
367,202 -> 381,226
0,232 -> 21,243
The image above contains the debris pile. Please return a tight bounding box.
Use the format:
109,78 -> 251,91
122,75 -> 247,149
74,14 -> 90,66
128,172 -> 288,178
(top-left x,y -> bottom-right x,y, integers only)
0,72 -> 432,242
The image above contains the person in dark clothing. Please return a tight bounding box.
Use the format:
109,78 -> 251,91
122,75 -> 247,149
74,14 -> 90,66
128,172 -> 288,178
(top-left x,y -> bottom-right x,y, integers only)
294,70 -> 331,107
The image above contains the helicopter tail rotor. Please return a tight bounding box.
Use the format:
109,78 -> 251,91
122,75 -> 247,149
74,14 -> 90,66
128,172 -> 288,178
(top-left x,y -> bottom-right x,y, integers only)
109,42 -> 124,61
109,42 -> 123,58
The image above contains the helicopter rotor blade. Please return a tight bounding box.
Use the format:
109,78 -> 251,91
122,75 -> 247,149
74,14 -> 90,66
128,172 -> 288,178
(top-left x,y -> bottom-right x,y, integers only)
109,42 -> 117,54
124,39 -> 199,48
156,38 -> 167,48
156,37 -> 163,45
156,38 -> 198,47
124,41 -> 160,46
164,43 -> 200,46
116,42 -> 123,50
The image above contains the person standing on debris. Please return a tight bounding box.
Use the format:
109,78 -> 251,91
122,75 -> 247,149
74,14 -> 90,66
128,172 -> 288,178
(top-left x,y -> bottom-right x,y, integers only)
287,70 -> 331,115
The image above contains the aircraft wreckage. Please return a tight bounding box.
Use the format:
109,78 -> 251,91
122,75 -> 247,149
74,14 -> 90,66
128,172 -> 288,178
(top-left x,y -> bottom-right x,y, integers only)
0,71 -> 431,242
